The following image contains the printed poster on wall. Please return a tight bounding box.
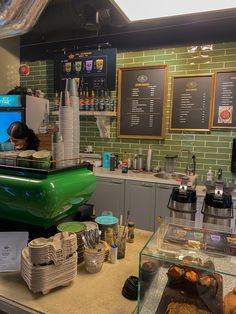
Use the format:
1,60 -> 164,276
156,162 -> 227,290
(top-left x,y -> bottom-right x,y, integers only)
212,70 -> 236,128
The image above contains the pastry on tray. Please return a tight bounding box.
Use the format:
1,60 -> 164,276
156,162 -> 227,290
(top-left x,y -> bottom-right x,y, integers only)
187,240 -> 201,250
199,275 -> 216,288
184,270 -> 198,283
226,237 -> 236,246
167,265 -> 185,280
182,255 -> 202,266
197,274 -> 218,298
140,261 -> 158,282
224,287 -> 236,314
165,302 -> 211,314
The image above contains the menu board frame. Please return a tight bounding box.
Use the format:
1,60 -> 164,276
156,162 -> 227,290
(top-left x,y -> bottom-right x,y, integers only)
117,65 -> 168,139
169,74 -> 214,132
211,69 -> 236,129
54,48 -> 117,92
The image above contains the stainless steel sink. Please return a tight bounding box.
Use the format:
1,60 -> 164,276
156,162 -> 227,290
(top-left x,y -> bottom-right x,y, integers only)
154,172 -> 197,188
154,172 -> 187,180
153,172 -> 173,179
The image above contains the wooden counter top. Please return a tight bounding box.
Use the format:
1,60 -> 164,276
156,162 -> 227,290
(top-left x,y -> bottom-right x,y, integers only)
0,229 -> 152,314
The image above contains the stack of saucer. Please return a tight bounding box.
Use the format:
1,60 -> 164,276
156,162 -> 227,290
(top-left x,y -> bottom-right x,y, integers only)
21,232 -> 78,294
77,231 -> 85,264
57,222 -> 86,264
83,221 -> 98,232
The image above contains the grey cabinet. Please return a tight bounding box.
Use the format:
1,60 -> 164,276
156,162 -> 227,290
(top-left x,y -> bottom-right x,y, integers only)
125,180 -> 156,231
88,175 -> 177,232
88,176 -> 125,218
155,184 -> 174,229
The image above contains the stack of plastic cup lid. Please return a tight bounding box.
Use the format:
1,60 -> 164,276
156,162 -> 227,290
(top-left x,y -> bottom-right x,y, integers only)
21,232 -> 78,295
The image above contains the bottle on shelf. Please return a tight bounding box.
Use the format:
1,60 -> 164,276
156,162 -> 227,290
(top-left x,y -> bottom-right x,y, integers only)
109,90 -> 114,111
206,167 -> 214,181
79,89 -> 85,110
94,90 -> 99,111
99,89 -> 105,111
89,90 -> 95,111
84,88 -> 90,111
53,91 -> 59,111
104,90 -> 110,111
122,152 -> 129,174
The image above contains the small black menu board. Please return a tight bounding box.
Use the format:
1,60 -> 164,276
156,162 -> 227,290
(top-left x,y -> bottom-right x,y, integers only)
54,48 -> 116,91
117,65 -> 168,139
170,74 -> 214,131
212,70 -> 236,128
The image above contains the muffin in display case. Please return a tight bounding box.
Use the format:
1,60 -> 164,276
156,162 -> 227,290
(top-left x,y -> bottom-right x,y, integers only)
138,217 -> 236,314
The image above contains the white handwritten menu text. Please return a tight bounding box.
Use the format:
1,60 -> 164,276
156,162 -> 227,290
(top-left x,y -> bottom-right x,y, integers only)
118,65 -> 168,139
170,74 -> 214,131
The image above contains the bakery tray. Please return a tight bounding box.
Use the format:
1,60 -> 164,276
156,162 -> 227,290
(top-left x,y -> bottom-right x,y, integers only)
156,270 -> 223,314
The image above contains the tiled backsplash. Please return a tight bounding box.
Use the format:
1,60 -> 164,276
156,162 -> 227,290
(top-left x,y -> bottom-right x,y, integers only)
21,42 -> 236,184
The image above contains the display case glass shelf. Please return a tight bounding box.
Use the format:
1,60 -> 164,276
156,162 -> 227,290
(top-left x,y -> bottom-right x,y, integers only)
138,217 -> 236,314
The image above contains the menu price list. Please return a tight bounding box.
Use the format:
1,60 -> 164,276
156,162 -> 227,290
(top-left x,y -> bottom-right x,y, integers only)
118,66 -> 167,138
170,75 -> 213,131
54,48 -> 116,92
212,71 -> 236,128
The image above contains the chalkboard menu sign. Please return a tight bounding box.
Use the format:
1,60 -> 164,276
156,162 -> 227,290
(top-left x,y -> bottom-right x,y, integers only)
117,65 -> 168,139
170,74 -> 214,131
212,70 -> 236,129
54,48 -> 116,91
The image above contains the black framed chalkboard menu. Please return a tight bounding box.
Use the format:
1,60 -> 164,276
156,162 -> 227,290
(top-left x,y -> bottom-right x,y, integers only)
170,74 -> 214,131
212,70 -> 236,129
117,65 -> 168,139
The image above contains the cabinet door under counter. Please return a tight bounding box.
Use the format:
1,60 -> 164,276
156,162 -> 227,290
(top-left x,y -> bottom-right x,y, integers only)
125,180 -> 156,231
88,176 -> 125,217
155,184 -> 175,229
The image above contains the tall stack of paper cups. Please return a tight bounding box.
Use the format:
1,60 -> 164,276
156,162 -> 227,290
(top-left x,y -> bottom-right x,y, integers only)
52,132 -> 64,169
67,79 -> 80,159
59,79 -> 80,166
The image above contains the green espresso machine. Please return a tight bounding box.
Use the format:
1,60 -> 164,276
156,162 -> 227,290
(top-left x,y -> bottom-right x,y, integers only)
0,163 -> 96,228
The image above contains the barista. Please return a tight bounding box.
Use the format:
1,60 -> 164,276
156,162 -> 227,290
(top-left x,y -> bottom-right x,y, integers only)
7,121 -> 40,150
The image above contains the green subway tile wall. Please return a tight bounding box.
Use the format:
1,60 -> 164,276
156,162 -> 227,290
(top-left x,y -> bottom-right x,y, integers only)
20,42 -> 236,184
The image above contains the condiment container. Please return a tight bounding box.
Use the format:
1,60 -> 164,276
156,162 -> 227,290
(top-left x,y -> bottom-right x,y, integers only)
127,221 -> 135,243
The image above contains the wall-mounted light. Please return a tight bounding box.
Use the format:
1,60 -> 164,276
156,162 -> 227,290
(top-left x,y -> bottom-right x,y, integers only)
110,0 -> 236,22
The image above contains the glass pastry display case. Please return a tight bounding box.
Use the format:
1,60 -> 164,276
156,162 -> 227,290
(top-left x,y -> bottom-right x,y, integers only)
138,217 -> 236,314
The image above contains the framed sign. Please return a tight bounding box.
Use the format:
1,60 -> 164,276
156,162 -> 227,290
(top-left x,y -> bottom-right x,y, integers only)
170,74 -> 214,131
117,65 -> 168,139
211,70 -> 236,129
54,48 -> 117,91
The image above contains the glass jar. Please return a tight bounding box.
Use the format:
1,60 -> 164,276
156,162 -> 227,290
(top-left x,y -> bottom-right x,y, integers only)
127,221 -> 135,243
